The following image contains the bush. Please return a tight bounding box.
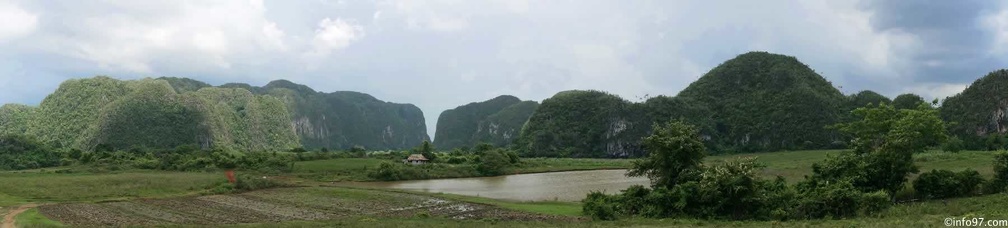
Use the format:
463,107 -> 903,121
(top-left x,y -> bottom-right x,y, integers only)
0,134 -> 62,170
986,151 -> 1008,193
477,149 -> 512,176
913,169 -> 984,199
369,162 -> 405,181
617,185 -> 651,215
234,174 -> 279,191
793,180 -> 891,219
582,191 -> 620,221
942,136 -> 964,153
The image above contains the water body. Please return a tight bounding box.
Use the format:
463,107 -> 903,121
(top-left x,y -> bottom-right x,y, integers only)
349,169 -> 650,202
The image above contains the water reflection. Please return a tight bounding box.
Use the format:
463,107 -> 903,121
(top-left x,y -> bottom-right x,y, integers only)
348,169 -> 649,202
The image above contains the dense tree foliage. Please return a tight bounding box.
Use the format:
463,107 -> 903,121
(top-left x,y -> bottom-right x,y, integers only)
515,90 -> 651,157
913,169 -> 984,199
258,80 -> 430,150
0,134 -> 61,170
676,52 -> 847,152
17,77 -> 299,151
434,95 -> 538,149
891,93 -> 927,110
809,103 -> 947,195
988,151 -> 1008,193
0,104 -> 34,136
627,121 -> 706,189
941,70 -> 1008,150
2,76 -> 428,152
583,119 -> 904,221
846,90 -> 891,110
158,77 -> 211,93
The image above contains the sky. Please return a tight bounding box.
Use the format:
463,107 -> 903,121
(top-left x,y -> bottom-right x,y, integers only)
1,0 -> 1007,138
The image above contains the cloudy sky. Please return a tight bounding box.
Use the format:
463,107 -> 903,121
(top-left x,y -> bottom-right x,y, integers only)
1,0 -> 1007,137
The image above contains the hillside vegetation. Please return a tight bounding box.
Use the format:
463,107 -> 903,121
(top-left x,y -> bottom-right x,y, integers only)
941,69 -> 1008,150
255,80 -> 430,150
676,51 -> 847,152
434,95 -> 539,150
1,76 -> 428,152
514,52 -> 850,157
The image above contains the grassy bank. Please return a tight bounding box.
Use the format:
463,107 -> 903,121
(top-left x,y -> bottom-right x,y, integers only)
0,169 -> 222,204
291,157 -> 635,182
15,208 -> 64,227
706,150 -> 998,182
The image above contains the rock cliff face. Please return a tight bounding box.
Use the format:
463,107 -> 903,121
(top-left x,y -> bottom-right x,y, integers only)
941,69 -> 1008,148
434,95 -> 538,150
253,80 -> 430,150
2,76 -> 428,151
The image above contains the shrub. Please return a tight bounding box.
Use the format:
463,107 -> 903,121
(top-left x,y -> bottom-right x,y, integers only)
582,191 -> 619,221
942,136 -> 964,153
477,149 -> 512,176
234,174 -> 279,191
369,162 -> 405,181
617,185 -> 651,215
793,180 -> 891,219
985,151 -> 1008,193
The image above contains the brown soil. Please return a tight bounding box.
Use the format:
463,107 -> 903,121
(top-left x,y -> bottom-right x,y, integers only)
2,204 -> 37,228
37,187 -> 577,226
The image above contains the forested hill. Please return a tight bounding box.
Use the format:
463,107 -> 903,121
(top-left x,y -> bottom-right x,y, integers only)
940,69 -> 1008,149
434,95 -> 539,150
514,52 -> 863,157
675,51 -> 849,152
224,79 -> 430,150
0,76 -> 429,151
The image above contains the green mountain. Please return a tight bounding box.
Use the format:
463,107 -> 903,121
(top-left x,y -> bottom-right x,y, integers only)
4,76 -> 428,151
246,80 -> 430,150
892,93 -> 927,109
676,51 -> 847,152
847,90 -> 891,109
513,91 -> 712,158
19,77 -> 298,150
514,90 -> 650,157
940,69 -> 1008,149
434,95 -> 539,150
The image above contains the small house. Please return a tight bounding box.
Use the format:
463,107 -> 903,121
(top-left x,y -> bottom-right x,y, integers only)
405,154 -> 428,165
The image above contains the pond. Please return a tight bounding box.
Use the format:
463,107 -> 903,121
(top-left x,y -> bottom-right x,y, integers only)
347,169 -> 649,202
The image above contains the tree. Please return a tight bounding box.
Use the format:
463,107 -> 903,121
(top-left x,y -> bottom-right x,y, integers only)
415,140 -> 437,162
627,120 -> 706,189
891,93 -> 926,110
815,103 -> 948,194
477,149 -> 511,176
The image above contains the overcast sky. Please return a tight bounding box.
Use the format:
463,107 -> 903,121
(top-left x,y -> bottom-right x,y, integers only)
2,0 -> 1007,138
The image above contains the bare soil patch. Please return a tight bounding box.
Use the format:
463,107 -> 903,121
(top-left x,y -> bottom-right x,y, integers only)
37,187 -> 577,226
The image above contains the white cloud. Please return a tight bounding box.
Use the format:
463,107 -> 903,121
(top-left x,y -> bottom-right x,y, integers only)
984,9 -> 1008,54
903,83 -> 969,101
260,22 -> 288,51
0,1 -> 37,42
27,1 -> 290,74
309,18 -> 364,57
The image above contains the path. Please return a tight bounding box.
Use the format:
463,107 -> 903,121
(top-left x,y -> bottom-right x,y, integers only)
1,204 -> 36,228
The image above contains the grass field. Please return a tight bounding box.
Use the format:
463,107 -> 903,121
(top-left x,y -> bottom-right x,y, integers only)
290,157 -> 635,182
0,170 -> 222,205
707,150 -> 998,182
14,208 -> 63,228
162,189 -> 1008,228
4,149 -> 1006,227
